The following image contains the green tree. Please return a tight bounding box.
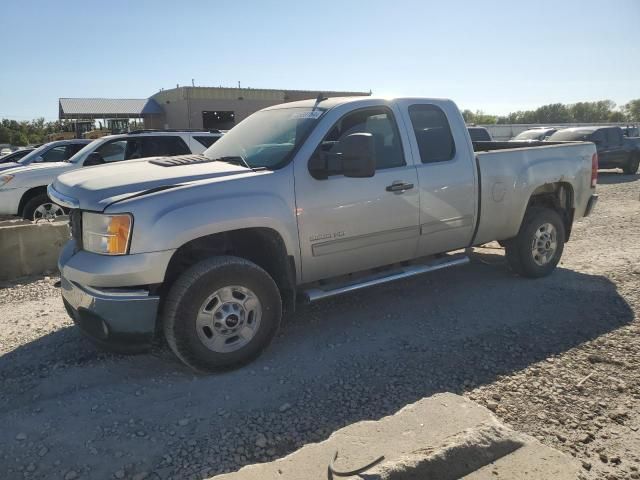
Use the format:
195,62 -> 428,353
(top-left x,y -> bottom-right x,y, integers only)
624,99 -> 640,121
11,131 -> 29,146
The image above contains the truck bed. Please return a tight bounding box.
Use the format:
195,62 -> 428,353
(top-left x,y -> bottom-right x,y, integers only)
472,140 -> 565,152
472,141 -> 595,245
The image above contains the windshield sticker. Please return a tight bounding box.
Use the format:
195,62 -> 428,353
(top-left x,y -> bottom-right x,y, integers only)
290,110 -> 323,120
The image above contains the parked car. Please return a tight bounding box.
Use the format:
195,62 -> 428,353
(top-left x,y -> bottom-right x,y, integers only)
619,125 -> 639,137
467,126 -> 492,141
0,147 -> 12,156
0,130 -> 222,221
0,140 -> 91,173
511,127 -> 557,142
548,126 -> 640,174
49,96 -> 598,372
0,147 -> 35,163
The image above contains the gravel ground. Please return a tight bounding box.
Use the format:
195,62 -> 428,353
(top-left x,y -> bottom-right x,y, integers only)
0,171 -> 638,480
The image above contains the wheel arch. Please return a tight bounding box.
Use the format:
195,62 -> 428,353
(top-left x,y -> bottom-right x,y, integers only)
17,185 -> 48,217
162,227 -> 297,314
525,181 -> 575,241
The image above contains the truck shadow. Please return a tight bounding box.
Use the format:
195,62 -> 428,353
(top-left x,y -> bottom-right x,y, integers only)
598,171 -> 640,184
0,251 -> 634,479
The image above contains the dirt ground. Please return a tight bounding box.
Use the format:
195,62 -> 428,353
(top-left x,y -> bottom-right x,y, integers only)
0,171 -> 638,480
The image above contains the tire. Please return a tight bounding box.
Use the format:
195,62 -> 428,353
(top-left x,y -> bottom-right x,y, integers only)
503,207 -> 565,278
623,155 -> 639,175
162,256 -> 282,372
22,193 -> 65,221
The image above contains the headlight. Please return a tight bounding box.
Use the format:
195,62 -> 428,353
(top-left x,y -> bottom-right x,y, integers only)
0,174 -> 14,187
82,212 -> 132,255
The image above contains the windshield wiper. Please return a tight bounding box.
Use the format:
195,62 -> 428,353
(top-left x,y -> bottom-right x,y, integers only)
212,155 -> 252,169
212,155 -> 269,171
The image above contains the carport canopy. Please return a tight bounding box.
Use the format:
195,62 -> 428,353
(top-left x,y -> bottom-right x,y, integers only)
58,98 -> 163,119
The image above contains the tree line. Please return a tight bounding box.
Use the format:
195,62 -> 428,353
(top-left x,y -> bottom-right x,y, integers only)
0,119 -> 66,146
2,99 -> 640,146
463,99 -> 640,125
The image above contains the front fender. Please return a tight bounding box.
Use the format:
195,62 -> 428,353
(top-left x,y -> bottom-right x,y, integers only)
108,169 -> 300,277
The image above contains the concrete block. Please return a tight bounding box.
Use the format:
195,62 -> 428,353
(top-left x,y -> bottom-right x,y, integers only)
0,220 -> 69,280
210,393 -> 578,480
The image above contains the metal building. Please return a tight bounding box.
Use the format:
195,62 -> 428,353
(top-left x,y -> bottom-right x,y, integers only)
59,87 -> 370,133
145,87 -> 370,130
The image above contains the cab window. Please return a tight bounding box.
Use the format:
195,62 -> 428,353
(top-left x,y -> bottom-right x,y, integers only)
408,104 -> 456,163
317,108 -> 405,172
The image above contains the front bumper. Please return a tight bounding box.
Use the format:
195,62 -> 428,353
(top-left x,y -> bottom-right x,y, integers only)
584,194 -> 599,217
58,240 -> 173,348
61,275 -> 159,348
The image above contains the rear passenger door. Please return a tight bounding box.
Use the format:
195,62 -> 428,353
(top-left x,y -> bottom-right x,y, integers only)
397,100 -> 477,256
604,128 -> 627,167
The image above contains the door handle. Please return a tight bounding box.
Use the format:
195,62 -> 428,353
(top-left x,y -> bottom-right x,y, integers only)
386,181 -> 414,192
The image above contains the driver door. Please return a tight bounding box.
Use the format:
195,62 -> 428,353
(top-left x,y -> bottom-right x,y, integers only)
294,106 -> 420,283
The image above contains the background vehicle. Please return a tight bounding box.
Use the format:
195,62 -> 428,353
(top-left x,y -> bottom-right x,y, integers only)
0,147 -> 35,163
548,126 -> 640,174
0,139 -> 91,173
620,125 -> 639,137
0,147 -> 12,156
467,126 -> 492,141
511,127 -> 557,141
50,96 -> 598,372
0,130 -> 222,221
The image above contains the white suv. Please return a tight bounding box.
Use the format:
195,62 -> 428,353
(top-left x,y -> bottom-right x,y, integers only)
0,130 -> 222,220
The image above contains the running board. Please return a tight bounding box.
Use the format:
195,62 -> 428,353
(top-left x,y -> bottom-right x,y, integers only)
303,255 -> 469,302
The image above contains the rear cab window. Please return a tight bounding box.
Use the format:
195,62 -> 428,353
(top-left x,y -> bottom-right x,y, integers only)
408,104 -> 456,163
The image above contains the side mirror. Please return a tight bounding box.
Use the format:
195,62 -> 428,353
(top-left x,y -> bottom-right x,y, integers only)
84,152 -> 105,167
33,155 -> 44,163
309,133 -> 376,180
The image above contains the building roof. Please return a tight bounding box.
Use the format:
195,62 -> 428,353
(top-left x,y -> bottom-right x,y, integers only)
59,98 -> 163,119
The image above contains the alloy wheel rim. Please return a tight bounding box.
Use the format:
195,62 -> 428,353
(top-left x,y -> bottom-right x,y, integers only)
531,222 -> 557,266
195,285 -> 262,353
34,203 -> 64,222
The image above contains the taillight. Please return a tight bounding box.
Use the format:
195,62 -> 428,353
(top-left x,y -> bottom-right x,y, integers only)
591,153 -> 598,188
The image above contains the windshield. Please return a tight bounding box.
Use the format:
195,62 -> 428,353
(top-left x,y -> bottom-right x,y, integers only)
514,130 -> 546,140
203,107 -> 326,169
548,130 -> 591,141
17,144 -> 50,164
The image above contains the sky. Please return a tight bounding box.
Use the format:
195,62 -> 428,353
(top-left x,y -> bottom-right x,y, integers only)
1,0 -> 639,121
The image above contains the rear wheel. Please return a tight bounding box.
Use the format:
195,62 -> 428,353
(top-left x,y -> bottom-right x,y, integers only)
162,256 -> 282,372
23,193 -> 65,221
623,155 -> 639,175
504,207 -> 565,278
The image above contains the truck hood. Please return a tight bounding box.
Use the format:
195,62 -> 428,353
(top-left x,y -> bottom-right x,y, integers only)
51,156 -> 250,211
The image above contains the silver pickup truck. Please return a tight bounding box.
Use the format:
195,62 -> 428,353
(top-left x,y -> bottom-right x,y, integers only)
49,96 -> 599,372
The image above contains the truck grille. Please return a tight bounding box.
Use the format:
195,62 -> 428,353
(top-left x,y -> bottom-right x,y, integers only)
69,209 -> 83,250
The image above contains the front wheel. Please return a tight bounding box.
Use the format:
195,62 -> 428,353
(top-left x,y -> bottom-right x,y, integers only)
23,193 -> 66,221
162,256 -> 282,372
623,155 -> 639,175
504,207 -> 565,278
